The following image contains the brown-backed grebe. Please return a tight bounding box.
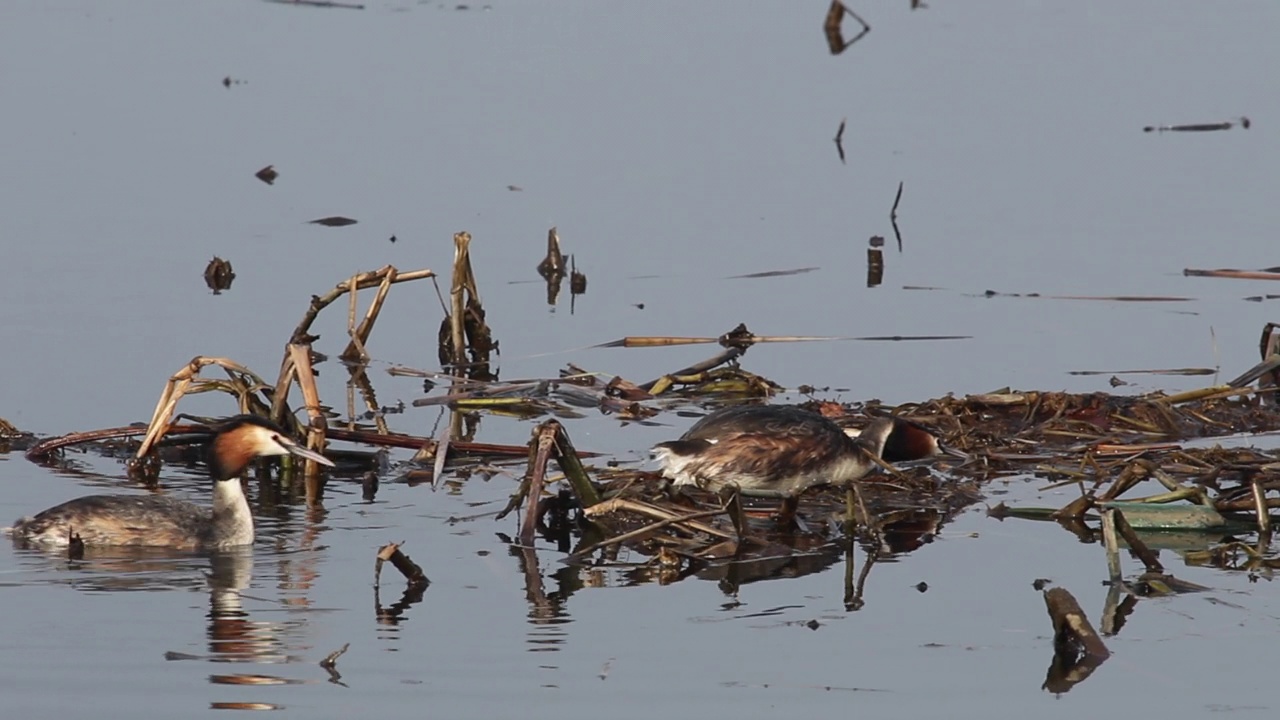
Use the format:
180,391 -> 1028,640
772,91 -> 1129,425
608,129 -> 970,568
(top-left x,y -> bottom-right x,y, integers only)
652,405 -> 900,500
6,415 -> 334,550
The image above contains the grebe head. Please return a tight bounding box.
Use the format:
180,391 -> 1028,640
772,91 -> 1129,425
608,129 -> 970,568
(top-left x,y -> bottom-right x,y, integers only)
843,417 -> 964,463
208,415 -> 335,481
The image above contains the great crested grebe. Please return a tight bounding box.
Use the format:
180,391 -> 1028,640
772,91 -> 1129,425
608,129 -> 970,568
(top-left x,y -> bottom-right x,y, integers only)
7,415 -> 334,550
652,404 -> 900,500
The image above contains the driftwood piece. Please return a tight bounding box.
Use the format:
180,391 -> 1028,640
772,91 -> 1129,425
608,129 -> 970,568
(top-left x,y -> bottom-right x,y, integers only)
1043,587 -> 1110,661
375,542 -> 430,591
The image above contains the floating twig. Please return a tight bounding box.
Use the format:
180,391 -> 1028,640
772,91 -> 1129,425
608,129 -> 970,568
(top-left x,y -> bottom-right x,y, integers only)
1183,267 -> 1280,281
375,542 -> 430,591
1143,117 -> 1249,133
889,181 -> 904,252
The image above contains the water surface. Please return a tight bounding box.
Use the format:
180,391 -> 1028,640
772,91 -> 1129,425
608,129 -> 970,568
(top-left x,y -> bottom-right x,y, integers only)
2,1 -> 1279,717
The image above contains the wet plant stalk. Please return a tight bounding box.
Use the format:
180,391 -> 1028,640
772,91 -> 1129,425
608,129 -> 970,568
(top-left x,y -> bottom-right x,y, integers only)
519,425 -> 556,547
550,420 -> 600,508
375,542 -> 430,591
1100,507 -> 1122,582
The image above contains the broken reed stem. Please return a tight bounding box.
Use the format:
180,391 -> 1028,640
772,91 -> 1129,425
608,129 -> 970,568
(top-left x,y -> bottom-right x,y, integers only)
550,420 -> 601,508
289,265 -> 435,345
268,352 -> 303,433
1043,587 -> 1110,661
845,545 -> 877,611
136,357 -> 270,458
644,347 -> 744,393
26,423 -> 219,462
1109,509 -> 1163,572
1099,507 -> 1123,582
319,643 -> 350,670
375,542 -> 430,591
582,498 -> 735,540
287,343 -> 328,505
1253,478 -> 1271,535
449,232 -> 471,367
346,365 -> 390,435
520,425 -> 556,547
342,267 -> 397,362
567,504 -> 730,561
538,226 -> 564,277
346,271 -> 359,350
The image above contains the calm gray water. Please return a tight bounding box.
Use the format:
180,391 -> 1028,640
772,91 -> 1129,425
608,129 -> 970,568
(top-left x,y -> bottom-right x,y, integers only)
2,1 -> 1279,717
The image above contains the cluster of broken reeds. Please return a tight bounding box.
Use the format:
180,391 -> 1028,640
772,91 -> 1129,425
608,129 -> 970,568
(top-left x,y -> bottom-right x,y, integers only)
18,223 -> 1280,684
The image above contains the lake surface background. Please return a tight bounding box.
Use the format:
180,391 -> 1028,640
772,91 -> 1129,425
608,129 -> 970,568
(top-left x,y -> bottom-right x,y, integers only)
2,1 -> 1278,717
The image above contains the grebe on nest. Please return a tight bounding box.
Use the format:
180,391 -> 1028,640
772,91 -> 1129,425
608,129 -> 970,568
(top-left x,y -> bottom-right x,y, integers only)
652,405 -> 955,524
7,415 -> 334,550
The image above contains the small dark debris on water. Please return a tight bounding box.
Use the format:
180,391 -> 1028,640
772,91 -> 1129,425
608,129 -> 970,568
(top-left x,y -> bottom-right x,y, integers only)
319,643 -> 349,670
319,642 -> 350,685
889,181 -> 905,252
537,226 -> 565,278
869,235 -> 885,248
507,185 -> 523,192
309,216 -> 358,227
266,0 -> 365,9
805,619 -> 821,630
570,258 -> 587,296
1109,376 -> 1128,387
834,118 -> 847,164
867,247 -> 884,288
254,165 -> 278,185
823,0 -> 870,55
632,303 -> 645,310
1143,116 -> 1250,133
68,531 -> 84,560
389,235 -> 397,244
914,582 -> 928,593
204,256 -> 236,294
727,267 -> 820,280
221,76 -> 246,88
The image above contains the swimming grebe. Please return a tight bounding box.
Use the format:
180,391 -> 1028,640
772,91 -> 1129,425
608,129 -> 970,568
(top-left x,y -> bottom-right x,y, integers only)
651,405 -> 898,499
7,415 -> 334,550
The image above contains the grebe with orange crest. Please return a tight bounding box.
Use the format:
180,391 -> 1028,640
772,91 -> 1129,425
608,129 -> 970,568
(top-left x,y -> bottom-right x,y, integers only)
7,415 -> 334,550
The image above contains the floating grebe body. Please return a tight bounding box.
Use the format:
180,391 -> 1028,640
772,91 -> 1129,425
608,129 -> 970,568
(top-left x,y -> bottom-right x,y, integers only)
7,416 -> 334,550
651,405 -> 897,498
